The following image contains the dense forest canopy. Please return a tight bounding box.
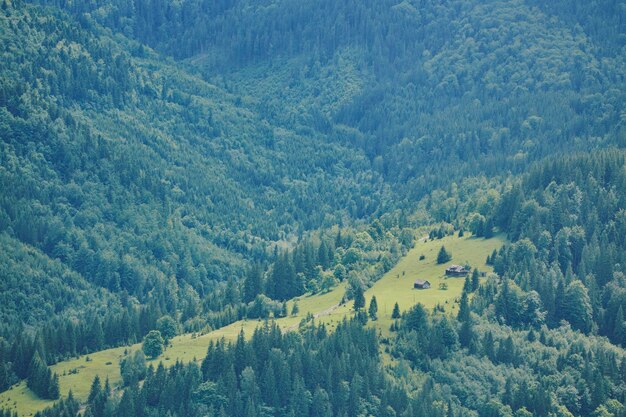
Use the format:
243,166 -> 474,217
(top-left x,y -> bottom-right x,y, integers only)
0,0 -> 625,416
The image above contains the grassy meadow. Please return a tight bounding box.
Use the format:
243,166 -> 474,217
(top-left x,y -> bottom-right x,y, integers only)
0,233 -> 504,416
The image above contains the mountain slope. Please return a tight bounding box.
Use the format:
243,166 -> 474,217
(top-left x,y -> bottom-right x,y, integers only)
0,1 -> 392,329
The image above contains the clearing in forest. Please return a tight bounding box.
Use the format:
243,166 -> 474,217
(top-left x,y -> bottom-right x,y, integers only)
0,232 -> 504,416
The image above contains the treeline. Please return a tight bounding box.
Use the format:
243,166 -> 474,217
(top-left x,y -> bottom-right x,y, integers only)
27,353 -> 59,400
0,303 -> 160,393
197,219 -> 413,324
34,320 -> 416,417
0,0 -> 391,354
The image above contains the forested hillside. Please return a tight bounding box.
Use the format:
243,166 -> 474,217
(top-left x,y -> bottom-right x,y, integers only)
0,1 -> 390,321
38,0 -> 625,193
1,0 -> 625,416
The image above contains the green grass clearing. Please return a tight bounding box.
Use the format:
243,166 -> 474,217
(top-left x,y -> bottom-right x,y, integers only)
363,233 -> 505,337
0,233 -> 504,416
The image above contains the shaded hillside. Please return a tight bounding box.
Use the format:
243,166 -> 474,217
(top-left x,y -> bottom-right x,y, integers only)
0,2 -> 390,328
33,0 -> 626,191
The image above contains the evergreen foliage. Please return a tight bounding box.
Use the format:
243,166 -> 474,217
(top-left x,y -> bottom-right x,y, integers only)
1,0 -> 626,416
391,302 -> 401,319
437,246 -> 452,264
368,296 -> 378,320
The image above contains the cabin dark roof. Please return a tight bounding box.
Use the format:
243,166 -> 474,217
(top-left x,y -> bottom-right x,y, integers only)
445,265 -> 469,273
413,279 -> 431,289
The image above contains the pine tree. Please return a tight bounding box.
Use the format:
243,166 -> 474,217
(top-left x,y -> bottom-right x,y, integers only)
471,269 -> 480,292
318,241 -> 330,269
497,335 -> 516,364
88,375 -> 102,405
391,302 -> 401,319
87,375 -> 106,417
117,389 -> 135,417
243,264 -> 263,303
353,286 -> 365,311
48,373 -> 60,400
28,353 -> 43,397
291,302 -> 300,316
368,296 -> 378,320
437,246 -> 451,264
459,318 -> 473,349
482,331 -> 495,361
457,290 -> 470,322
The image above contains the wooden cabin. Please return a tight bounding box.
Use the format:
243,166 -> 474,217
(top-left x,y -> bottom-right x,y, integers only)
445,265 -> 469,276
413,279 -> 431,289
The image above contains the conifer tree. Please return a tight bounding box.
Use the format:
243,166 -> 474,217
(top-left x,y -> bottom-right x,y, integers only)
391,302 -> 401,319
353,286 -> 365,311
368,296 -> 378,320
437,246 -> 451,264
48,373 -> 59,400
457,290 -> 470,322
459,318 -> 474,349
471,269 -> 480,292
243,264 -> 263,303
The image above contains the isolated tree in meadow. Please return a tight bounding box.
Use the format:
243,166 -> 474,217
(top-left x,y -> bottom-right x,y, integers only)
142,330 -> 164,358
392,302 -> 401,319
437,246 -> 451,264
291,301 -> 300,316
368,296 -> 378,320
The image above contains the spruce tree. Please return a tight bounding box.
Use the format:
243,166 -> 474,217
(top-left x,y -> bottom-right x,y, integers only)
457,290 -> 470,322
368,296 -> 378,320
88,375 -> 102,405
48,373 -> 60,400
437,246 -> 451,264
243,264 -> 263,303
471,269 -> 480,292
391,302 -> 401,319
353,286 -> 365,311
459,318 -> 473,349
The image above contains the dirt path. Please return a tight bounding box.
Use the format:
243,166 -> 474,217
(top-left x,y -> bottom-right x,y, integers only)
285,302 -> 341,332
